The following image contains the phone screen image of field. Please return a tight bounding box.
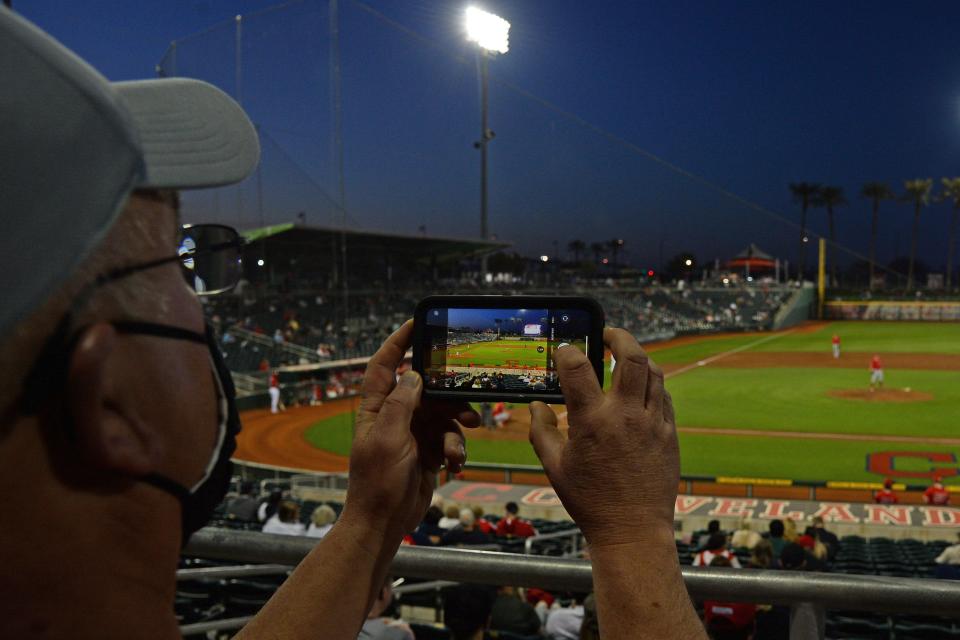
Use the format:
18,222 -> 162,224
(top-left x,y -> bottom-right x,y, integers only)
424,307 -> 590,393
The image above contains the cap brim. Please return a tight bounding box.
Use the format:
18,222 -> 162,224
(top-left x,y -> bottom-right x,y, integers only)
113,78 -> 260,190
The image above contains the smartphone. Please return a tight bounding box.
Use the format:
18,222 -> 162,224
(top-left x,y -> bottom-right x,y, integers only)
412,295 -> 605,403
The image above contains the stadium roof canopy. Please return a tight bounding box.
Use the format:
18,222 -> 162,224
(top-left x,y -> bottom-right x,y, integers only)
239,223 -> 510,287
728,243 -> 776,269
241,223 -> 509,264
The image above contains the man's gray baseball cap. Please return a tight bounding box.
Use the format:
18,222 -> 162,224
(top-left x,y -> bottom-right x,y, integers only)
0,7 -> 260,335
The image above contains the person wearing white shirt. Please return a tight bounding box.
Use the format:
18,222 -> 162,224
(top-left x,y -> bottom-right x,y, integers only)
936,534 -> 960,565
262,501 -> 306,536
306,504 -> 337,539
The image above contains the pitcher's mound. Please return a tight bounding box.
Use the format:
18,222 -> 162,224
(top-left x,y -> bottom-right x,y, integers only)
828,388 -> 933,403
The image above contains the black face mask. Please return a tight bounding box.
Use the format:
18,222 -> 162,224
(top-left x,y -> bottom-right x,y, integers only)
21,319 -> 240,546
133,321 -> 240,546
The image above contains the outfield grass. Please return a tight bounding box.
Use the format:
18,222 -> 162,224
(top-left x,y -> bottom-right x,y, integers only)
666,367 -> 960,437
644,322 -> 960,366
751,321 -> 960,354
645,334 -> 766,364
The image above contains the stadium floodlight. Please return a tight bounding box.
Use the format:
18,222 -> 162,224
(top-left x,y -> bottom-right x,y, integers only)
465,7 -> 510,54
257,259 -> 265,267
467,7 -> 510,284
540,255 -> 549,263
684,258 -> 693,267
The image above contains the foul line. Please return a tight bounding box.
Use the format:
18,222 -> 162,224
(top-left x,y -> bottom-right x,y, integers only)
678,426 -> 960,446
664,330 -> 796,379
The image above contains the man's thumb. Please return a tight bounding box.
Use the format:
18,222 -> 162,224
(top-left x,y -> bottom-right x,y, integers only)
528,402 -> 564,476
374,370 -> 421,439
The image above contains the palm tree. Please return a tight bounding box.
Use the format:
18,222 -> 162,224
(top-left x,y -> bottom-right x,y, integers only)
590,242 -> 605,264
789,183 -> 822,281
567,239 -> 586,265
860,182 -> 895,290
902,178 -> 933,291
939,177 -> 960,290
814,186 -> 847,287
608,238 -> 625,266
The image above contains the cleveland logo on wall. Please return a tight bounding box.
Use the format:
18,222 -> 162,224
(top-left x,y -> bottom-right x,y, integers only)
441,482 -> 960,528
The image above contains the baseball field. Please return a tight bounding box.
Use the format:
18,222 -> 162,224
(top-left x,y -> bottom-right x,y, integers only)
243,321 -> 960,485
430,338 -> 586,372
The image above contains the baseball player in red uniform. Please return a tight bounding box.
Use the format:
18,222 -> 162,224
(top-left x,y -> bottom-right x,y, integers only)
869,354 -> 884,391
923,476 -> 951,505
831,334 -> 841,359
875,479 -> 898,504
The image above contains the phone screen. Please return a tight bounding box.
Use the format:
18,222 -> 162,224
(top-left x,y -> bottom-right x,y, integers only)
422,307 -> 592,394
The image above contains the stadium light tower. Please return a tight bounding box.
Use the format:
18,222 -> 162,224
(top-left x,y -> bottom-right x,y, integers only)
465,6 -> 510,282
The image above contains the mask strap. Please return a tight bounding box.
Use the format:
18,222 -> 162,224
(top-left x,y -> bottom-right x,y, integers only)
113,321 -> 206,344
142,473 -> 191,502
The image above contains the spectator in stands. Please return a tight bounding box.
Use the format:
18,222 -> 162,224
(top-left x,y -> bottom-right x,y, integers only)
935,532 -> 960,566
225,481 -> 260,522
441,509 -> 492,547
874,478 -> 899,504
258,490 -> 284,523
747,539 -> 776,570
471,506 -> 494,534
490,586 -> 542,636
263,501 -> 307,536
496,501 -> 538,538
443,584 -> 496,640
694,533 -> 742,568
730,519 -> 761,550
438,504 -> 461,530
795,529 -> 828,572
768,520 -> 788,557
782,518 -> 798,542
696,519 -> 722,550
702,556 -> 756,640
412,505 -> 446,546
358,576 -> 413,640
544,593 -> 588,639
923,476 -> 951,505
306,504 -> 337,539
809,516 -> 838,561
779,543 -> 807,571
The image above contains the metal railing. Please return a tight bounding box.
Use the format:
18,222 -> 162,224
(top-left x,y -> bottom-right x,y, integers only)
183,528 -> 960,640
523,528 -> 583,556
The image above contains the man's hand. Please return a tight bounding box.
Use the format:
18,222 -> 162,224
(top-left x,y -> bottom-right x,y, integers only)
529,327 -> 678,548
341,320 -> 479,539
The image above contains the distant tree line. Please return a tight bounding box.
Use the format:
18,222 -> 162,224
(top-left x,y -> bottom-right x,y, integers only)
790,178 -> 960,290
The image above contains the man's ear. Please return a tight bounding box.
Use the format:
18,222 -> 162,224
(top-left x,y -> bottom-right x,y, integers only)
67,323 -> 163,476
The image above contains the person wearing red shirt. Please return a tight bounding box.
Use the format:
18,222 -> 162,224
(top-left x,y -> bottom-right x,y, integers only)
472,506 -> 494,534
831,334 -> 841,359
875,479 -> 899,504
923,477 -> 951,505
869,354 -> 884,391
496,501 -> 537,538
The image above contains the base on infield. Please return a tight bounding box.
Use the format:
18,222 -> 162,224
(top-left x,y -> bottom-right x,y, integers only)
827,388 -> 933,403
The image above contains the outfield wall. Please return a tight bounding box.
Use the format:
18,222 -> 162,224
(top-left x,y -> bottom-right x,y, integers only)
825,300 -> 960,321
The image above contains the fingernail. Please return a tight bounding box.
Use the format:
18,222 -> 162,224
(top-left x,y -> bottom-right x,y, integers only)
556,342 -> 571,349
459,443 -> 467,462
400,370 -> 420,388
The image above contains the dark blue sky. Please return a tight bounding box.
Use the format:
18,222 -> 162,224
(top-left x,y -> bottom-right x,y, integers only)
18,1 -> 960,274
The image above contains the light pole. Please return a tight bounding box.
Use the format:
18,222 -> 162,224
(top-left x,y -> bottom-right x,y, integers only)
465,7 -> 510,283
